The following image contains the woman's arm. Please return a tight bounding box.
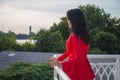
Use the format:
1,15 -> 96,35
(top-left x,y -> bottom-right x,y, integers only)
58,35 -> 72,61
61,34 -> 88,70
58,50 -> 69,61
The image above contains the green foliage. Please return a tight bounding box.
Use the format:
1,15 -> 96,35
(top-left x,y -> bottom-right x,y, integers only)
50,17 -> 70,40
8,30 -> 32,39
13,43 -> 22,51
21,42 -> 35,51
92,31 -> 118,54
104,18 -> 120,40
78,4 -> 120,54
35,29 -> 65,52
0,33 -> 35,52
79,4 -> 111,31
0,62 -> 53,80
89,48 -> 106,54
0,34 -> 16,51
0,31 -> 5,35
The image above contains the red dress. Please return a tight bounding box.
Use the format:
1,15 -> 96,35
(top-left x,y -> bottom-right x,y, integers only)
58,33 -> 95,80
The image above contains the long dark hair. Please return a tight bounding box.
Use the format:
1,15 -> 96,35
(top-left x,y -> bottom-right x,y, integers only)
67,8 -> 90,44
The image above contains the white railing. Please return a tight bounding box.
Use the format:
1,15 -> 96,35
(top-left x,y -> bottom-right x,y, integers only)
54,66 -> 70,80
53,55 -> 70,80
54,54 -> 120,80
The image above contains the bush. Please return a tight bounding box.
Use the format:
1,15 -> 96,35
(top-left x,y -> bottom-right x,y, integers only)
21,42 -> 35,51
0,62 -> 53,80
35,29 -> 65,52
0,34 -> 16,52
92,31 -> 118,54
89,48 -> 106,54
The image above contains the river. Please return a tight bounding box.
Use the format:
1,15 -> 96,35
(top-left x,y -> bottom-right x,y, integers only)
16,39 -> 35,44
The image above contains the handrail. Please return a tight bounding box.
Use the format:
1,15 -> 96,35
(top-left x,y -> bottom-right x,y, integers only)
88,54 -> 120,58
53,55 -> 70,80
54,66 -> 70,80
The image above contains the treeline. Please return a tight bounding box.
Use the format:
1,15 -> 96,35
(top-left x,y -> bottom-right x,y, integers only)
0,33 -> 35,52
7,30 -> 35,39
0,4 -> 120,54
0,30 -> 35,39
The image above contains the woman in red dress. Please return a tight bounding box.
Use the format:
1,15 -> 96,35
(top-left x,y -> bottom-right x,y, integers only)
49,9 -> 95,80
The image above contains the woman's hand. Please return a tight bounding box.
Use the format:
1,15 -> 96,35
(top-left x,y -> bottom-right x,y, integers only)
49,57 -> 62,68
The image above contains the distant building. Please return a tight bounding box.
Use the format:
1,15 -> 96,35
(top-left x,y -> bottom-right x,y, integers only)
29,26 -> 35,36
29,26 -> 32,36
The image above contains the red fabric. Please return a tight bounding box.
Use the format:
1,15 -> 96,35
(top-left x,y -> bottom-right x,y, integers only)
58,33 -> 95,80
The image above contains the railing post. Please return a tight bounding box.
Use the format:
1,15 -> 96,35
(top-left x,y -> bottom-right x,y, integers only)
53,55 -> 70,80
54,68 -> 58,80
54,66 -> 70,80
116,58 -> 120,80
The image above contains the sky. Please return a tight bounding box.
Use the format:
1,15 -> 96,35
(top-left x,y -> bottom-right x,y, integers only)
0,0 -> 120,34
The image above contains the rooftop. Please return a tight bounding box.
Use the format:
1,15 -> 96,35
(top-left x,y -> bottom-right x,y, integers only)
0,51 -> 54,70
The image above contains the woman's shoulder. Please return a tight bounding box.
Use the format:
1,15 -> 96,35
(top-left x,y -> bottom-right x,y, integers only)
70,33 -> 79,40
70,33 -> 85,43
70,33 -> 76,37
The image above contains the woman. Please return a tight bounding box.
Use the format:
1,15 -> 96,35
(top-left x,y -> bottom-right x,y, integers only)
49,8 -> 95,80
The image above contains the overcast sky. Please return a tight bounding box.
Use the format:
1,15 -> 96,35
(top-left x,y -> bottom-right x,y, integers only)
0,0 -> 120,34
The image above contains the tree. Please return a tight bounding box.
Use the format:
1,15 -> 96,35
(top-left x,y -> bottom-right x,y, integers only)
34,29 -> 65,52
92,31 -> 118,54
21,42 -> 35,51
79,4 -> 111,31
0,33 -> 16,51
104,18 -> 120,52
0,31 -> 5,35
79,4 -> 120,54
89,48 -> 106,54
50,17 -> 70,40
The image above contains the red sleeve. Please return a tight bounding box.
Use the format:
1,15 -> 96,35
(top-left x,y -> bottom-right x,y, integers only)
61,34 -> 88,70
58,35 -> 72,61
58,51 -> 69,61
